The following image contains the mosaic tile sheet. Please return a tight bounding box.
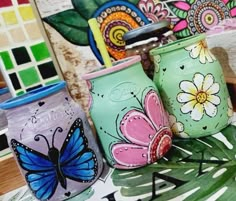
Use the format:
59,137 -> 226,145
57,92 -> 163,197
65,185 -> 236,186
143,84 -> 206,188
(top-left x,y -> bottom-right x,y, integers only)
0,0 -> 60,96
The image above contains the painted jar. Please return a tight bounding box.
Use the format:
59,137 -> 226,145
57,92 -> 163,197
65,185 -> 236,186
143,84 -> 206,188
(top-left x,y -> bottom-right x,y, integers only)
0,81 -> 103,201
82,56 -> 172,169
123,20 -> 176,79
150,34 -> 232,138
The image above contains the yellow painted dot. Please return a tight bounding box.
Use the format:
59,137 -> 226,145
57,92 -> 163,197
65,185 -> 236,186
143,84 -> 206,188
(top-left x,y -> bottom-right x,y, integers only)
2,11 -> 18,25
18,6 -> 35,21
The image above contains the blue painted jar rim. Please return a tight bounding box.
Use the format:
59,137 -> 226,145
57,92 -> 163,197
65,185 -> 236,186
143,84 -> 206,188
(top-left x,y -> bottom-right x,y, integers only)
0,81 -> 66,110
150,34 -> 205,56
0,87 -> 9,95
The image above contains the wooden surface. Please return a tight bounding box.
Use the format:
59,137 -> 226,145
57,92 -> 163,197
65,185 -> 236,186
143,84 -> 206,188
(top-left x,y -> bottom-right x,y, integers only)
0,154 -> 25,195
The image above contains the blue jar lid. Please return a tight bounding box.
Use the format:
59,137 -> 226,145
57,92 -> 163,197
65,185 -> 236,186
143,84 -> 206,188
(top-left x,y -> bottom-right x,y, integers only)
0,81 -> 66,110
0,87 -> 9,95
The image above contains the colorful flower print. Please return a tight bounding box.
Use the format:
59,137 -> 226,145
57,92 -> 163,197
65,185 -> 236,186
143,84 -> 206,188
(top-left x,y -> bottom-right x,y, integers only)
169,114 -> 189,138
169,0 -> 236,37
138,0 -> 169,22
177,73 -> 221,121
185,39 -> 216,64
112,90 -> 172,169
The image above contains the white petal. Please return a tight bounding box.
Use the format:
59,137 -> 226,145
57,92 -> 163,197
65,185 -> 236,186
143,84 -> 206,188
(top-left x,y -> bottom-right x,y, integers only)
208,94 -> 221,105
178,132 -> 190,138
190,43 -> 201,58
199,48 -> 206,64
181,100 -> 197,113
203,74 -> 214,91
205,50 -> 214,63
172,122 -> 184,133
207,83 -> 220,95
185,44 -> 197,51
191,103 -> 204,121
180,81 -> 198,94
169,114 -> 176,125
203,101 -> 217,117
193,73 -> 204,91
177,93 -> 195,103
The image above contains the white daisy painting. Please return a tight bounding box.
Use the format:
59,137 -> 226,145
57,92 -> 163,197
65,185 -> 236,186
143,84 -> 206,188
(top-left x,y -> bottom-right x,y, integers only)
185,40 -> 216,64
177,73 -> 221,121
169,114 -> 189,138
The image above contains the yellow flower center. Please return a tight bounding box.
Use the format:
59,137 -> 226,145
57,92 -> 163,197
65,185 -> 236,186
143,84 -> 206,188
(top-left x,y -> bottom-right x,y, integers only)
196,91 -> 207,104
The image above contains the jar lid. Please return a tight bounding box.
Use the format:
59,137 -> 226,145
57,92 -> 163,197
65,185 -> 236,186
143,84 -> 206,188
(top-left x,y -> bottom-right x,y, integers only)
123,20 -> 170,41
0,81 -> 66,109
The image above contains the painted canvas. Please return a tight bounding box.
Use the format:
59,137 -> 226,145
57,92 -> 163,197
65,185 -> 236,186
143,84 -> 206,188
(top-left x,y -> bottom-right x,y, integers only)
32,0 -> 236,116
0,0 -> 60,96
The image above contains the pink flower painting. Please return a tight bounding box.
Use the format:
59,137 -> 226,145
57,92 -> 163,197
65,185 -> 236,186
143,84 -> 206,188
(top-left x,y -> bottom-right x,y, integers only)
111,90 -> 172,169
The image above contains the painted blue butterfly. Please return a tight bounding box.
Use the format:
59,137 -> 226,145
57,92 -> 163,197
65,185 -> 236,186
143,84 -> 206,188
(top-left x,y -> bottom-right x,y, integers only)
11,118 -> 98,201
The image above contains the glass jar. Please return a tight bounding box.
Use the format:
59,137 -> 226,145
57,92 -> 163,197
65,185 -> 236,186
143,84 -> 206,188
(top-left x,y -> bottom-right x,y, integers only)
82,56 -> 172,169
0,81 -> 103,201
123,20 -> 176,79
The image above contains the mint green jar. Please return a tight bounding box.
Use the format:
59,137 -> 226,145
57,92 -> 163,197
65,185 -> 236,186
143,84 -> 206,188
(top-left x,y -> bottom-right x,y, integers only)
150,34 -> 232,138
82,56 -> 172,169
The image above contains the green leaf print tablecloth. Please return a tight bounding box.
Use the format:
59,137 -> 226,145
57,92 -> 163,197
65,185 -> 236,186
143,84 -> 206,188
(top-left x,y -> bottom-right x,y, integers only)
2,115 -> 236,201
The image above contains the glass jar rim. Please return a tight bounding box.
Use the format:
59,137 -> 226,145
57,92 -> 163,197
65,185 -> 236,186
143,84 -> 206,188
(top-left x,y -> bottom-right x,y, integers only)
150,34 -> 205,56
0,81 -> 66,110
82,55 -> 141,80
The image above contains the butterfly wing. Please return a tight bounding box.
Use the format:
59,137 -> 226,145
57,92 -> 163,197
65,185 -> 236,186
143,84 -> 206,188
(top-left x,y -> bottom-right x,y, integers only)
11,139 -> 58,201
60,118 -> 98,182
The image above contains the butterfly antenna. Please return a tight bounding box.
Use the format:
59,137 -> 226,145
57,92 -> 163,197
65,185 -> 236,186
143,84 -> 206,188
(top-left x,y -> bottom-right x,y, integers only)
34,134 -> 50,149
52,127 -> 63,147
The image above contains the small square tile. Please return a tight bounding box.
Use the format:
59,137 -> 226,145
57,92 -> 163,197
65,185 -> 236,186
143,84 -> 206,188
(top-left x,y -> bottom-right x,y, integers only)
9,73 -> 21,90
38,61 -> 57,79
18,6 -> 34,21
0,51 -> 14,70
17,0 -> 29,4
30,42 -> 50,62
9,27 -> 26,43
0,33 -> 10,47
16,90 -> 24,96
0,134 -> 8,150
19,67 -> 40,87
26,84 -> 42,92
25,22 -> 41,40
12,46 -> 31,65
2,10 -> 18,25
0,0 -> 12,8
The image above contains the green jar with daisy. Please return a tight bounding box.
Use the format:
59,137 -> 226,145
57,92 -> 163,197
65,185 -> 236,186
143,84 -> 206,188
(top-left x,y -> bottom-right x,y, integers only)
150,34 -> 232,138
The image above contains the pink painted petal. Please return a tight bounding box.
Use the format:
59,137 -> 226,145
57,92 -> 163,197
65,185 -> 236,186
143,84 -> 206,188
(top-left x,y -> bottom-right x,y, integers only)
222,0 -> 229,4
230,8 -> 236,17
174,2 -> 191,11
144,90 -> 167,130
173,20 -> 188,32
112,143 -> 148,168
120,110 -> 156,146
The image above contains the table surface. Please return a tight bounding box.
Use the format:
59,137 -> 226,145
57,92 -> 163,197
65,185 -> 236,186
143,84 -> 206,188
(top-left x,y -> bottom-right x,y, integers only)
1,114 -> 236,201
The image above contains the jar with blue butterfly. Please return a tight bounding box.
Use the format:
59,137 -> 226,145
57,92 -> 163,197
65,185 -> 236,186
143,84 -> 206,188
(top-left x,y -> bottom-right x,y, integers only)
0,81 -> 103,201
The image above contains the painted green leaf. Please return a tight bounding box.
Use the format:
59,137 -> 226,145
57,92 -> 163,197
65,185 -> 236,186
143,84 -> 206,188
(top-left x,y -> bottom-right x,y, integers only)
169,4 -> 188,19
72,0 -> 103,20
176,28 -> 192,38
227,0 -> 236,10
43,9 -> 89,46
112,125 -> 236,201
